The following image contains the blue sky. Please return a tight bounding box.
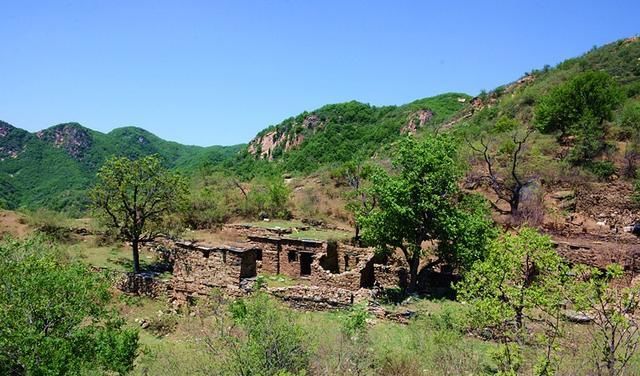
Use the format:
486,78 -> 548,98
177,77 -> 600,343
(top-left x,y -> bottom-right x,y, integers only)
1,1 -> 638,146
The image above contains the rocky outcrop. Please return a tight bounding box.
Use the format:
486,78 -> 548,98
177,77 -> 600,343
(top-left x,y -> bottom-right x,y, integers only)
248,114 -> 325,160
36,123 -> 93,160
401,109 -> 433,134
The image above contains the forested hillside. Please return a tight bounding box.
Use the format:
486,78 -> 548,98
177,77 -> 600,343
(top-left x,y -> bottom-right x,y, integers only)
0,121 -> 243,212
2,36 -> 639,215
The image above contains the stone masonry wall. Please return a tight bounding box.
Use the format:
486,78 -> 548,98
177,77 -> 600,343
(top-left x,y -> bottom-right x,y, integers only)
171,241 -> 257,304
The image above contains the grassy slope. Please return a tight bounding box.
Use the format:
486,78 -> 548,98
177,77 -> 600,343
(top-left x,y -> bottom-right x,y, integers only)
451,37 -> 640,184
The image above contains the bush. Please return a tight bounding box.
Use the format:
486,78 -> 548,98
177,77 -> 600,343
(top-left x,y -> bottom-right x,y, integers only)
226,293 -> 309,375
587,160 -> 617,180
21,208 -> 72,241
0,236 -> 138,375
619,100 -> 640,137
146,314 -> 179,337
184,186 -> 230,229
244,177 -> 292,219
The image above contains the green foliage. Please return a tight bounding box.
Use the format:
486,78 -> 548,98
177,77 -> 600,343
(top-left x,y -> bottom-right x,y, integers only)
0,121 -> 243,213
493,115 -> 519,133
251,93 -> 469,174
619,99 -> 640,138
458,228 -> 566,333
245,177 -> 292,219
0,236 -> 138,375
90,155 -> 188,273
536,71 -> 621,135
457,228 -> 568,374
226,293 -> 310,375
535,71 -> 622,164
587,160 -> 616,180
359,135 -> 495,290
339,303 -> 370,337
568,264 -> 640,375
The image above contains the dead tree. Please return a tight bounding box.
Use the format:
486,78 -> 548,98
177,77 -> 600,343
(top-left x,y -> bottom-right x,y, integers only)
467,129 -> 534,216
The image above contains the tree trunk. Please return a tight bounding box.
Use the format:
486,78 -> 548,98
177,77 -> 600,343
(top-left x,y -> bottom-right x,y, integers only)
354,224 -> 360,246
132,239 -> 141,274
408,253 -> 420,292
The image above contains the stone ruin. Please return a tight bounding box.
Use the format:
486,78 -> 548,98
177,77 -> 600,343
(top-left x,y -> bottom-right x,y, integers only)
156,232 -> 407,309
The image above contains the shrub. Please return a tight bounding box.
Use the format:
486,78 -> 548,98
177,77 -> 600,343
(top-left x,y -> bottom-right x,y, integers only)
587,160 -> 617,180
146,314 -> 179,337
226,293 -> 309,375
21,208 -> 72,241
0,236 -> 139,375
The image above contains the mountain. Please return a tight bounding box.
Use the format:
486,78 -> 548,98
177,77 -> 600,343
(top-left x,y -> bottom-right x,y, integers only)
3,35 -> 639,214
0,121 -> 243,212
245,93 -> 470,173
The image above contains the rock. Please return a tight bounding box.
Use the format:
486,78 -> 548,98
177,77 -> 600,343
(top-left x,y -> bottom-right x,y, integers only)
559,198 -> 577,211
562,310 -> 593,323
552,190 -> 576,200
140,320 -> 149,329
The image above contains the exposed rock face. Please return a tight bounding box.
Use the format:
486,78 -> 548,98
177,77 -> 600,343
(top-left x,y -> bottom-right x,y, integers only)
0,121 -> 13,138
36,123 -> 93,160
247,114 -> 325,160
401,109 -> 433,134
0,121 -> 27,159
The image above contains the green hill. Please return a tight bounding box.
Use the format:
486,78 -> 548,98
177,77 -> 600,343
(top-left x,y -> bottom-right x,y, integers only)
3,36 -> 639,214
0,121 -> 243,213
242,92 -> 470,174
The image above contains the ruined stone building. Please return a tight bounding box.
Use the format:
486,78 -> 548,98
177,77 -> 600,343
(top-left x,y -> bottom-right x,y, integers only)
166,233 -> 406,307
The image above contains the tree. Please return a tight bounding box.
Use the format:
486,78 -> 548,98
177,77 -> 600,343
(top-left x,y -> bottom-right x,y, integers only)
0,236 -> 138,375
91,155 -> 188,273
536,71 -> 622,164
536,70 -> 622,137
457,228 -> 569,375
467,128 -> 535,217
359,135 -> 495,291
335,160 -> 376,244
568,264 -> 640,376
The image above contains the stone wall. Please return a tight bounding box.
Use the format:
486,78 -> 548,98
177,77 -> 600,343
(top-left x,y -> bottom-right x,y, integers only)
115,272 -> 168,298
268,285 -> 372,310
248,236 -> 326,279
171,241 -> 257,304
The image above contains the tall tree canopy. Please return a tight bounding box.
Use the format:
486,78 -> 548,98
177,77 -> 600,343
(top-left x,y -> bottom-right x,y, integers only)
90,155 -> 188,273
358,135 -> 495,291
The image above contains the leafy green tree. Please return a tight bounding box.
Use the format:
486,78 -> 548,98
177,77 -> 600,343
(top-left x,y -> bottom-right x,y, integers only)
245,177 -> 291,219
568,264 -> 640,376
359,135 -> 495,291
457,228 -> 568,375
334,160 -> 376,243
619,100 -> 640,135
90,155 -> 188,273
0,236 -> 138,375
536,70 -> 622,137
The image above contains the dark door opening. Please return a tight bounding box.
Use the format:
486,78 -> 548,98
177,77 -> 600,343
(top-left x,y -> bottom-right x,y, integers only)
300,253 -> 313,276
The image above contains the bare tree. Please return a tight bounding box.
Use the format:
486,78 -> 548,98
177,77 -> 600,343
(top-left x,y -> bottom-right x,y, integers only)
467,129 -> 534,216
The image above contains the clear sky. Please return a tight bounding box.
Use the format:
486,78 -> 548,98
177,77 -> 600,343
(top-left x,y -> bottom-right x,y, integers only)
1,1 -> 638,146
